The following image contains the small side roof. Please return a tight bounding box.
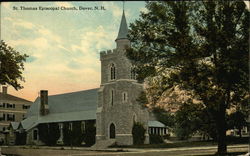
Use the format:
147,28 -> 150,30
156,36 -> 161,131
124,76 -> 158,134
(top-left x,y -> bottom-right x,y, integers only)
148,121 -> 166,128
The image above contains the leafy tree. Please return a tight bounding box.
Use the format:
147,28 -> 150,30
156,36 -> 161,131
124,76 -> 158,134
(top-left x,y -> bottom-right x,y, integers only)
228,111 -> 247,138
127,1 -> 249,154
132,122 -> 146,145
152,108 -> 175,128
174,101 -> 203,140
0,40 -> 28,90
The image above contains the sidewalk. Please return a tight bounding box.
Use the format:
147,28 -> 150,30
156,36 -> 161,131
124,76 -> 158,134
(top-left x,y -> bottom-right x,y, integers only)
1,144 -> 249,156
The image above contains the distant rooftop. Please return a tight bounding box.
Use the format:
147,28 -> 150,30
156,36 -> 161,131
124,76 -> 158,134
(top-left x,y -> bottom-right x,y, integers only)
0,93 -> 32,103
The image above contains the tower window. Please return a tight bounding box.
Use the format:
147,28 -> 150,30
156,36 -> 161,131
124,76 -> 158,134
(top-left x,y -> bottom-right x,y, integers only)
110,63 -> 116,80
111,90 -> 114,106
122,92 -> 128,102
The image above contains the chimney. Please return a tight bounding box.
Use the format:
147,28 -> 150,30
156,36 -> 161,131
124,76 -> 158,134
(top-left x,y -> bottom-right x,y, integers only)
40,90 -> 49,116
2,86 -> 7,94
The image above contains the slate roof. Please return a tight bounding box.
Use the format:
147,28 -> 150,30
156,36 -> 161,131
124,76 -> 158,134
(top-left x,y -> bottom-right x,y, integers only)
148,121 -> 166,128
22,88 -> 99,131
116,10 -> 128,41
21,88 -> 166,131
0,93 -> 32,103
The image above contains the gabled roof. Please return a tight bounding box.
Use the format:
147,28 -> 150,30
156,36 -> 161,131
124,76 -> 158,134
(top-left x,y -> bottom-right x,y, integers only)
0,93 -> 32,103
10,122 -> 20,130
116,10 -> 128,41
23,88 -> 99,131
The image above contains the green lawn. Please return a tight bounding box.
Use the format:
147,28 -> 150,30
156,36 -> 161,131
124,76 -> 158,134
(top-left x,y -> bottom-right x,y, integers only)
112,136 -> 249,149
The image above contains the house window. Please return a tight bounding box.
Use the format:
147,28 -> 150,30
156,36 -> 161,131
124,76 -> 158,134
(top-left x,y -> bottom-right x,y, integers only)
7,114 -> 15,121
23,105 -> 30,109
33,129 -> 38,140
0,113 -> 5,121
13,104 -> 15,108
110,63 -> 116,80
111,90 -> 114,106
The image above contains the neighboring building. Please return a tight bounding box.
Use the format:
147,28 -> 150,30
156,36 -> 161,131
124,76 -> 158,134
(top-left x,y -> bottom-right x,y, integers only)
0,86 -> 32,144
14,10 -> 167,146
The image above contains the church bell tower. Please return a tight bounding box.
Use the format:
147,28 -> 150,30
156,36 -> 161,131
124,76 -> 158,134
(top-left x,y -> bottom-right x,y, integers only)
96,8 -> 149,145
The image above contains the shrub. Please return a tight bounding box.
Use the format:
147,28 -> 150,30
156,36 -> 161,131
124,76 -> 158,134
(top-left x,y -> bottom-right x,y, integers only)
149,134 -> 164,144
38,123 -> 60,146
63,122 -> 71,146
83,121 -> 96,146
132,122 -> 146,145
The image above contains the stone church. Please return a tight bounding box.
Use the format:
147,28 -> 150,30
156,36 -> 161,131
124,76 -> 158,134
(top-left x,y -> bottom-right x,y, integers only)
8,10 -> 167,146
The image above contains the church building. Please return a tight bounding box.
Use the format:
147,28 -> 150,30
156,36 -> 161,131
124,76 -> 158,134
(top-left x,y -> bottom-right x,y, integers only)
9,10 -> 167,146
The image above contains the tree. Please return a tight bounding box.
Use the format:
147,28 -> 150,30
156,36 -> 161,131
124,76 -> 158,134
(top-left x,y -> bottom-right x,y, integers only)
228,110 -> 247,138
127,1 -> 249,154
0,40 -> 28,90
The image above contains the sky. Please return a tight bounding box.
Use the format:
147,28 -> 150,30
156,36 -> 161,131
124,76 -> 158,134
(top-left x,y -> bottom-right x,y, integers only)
1,1 -> 147,101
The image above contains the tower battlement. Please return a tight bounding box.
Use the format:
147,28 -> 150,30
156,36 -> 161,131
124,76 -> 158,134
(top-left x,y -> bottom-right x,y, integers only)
100,49 -> 118,60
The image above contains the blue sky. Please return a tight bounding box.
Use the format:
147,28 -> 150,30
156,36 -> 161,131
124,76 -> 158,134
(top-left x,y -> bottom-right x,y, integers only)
1,1 -> 147,101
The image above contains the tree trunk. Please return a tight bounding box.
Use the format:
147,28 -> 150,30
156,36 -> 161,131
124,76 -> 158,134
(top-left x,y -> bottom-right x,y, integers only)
217,103 -> 227,155
239,128 -> 242,138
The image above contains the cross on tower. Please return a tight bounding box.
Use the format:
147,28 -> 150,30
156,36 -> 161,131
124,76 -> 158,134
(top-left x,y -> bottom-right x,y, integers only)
123,1 -> 125,11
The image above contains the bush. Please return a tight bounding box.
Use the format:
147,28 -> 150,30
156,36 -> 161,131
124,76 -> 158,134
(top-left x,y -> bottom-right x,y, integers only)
83,121 -> 96,146
71,121 -> 84,146
149,134 -> 164,144
63,121 -> 84,146
132,122 -> 146,145
63,122 -> 71,146
15,132 -> 27,145
38,123 -> 60,146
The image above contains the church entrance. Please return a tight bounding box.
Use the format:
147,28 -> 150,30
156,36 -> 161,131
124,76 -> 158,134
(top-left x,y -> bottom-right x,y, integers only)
109,123 -> 115,139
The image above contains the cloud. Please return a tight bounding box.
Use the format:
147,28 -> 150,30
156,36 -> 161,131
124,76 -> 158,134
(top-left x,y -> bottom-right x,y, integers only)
2,2 -> 11,9
102,2 -> 122,18
37,27 -> 62,43
9,37 -> 49,50
4,17 -> 35,29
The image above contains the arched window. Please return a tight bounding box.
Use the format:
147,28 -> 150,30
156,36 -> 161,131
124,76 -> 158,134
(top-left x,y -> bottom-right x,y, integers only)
131,66 -> 137,80
109,123 -> 116,139
110,63 -> 116,80
33,129 -> 38,140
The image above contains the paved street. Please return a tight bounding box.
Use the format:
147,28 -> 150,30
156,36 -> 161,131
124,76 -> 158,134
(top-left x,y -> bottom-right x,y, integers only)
1,144 -> 249,156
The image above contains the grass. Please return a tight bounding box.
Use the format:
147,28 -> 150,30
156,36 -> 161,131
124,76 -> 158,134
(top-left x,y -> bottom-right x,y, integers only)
111,140 -> 217,148
111,136 -> 249,149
